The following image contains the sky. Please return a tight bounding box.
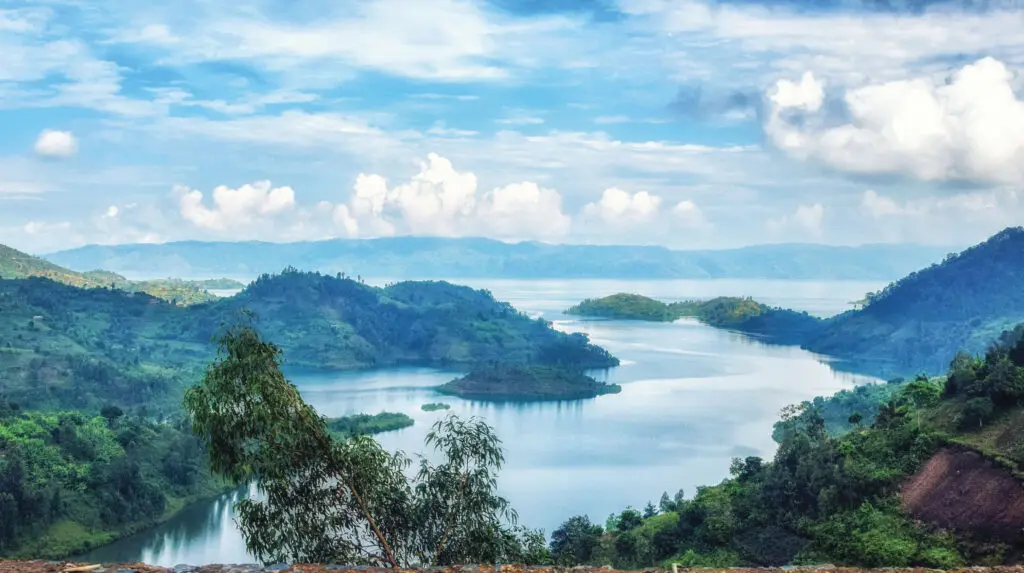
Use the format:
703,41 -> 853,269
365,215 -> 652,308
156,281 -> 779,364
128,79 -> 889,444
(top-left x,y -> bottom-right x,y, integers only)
1,0 -> 1024,253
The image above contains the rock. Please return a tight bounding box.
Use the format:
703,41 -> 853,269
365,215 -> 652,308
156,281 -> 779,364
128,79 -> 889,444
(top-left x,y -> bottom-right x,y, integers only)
266,565 -> 290,572
114,569 -> 137,573
173,566 -> 196,573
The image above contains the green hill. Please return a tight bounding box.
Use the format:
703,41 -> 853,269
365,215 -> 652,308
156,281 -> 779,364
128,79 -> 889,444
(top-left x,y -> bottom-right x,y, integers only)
0,243 -> 219,306
805,227 -> 1024,378
438,363 -> 622,401
0,268 -> 618,412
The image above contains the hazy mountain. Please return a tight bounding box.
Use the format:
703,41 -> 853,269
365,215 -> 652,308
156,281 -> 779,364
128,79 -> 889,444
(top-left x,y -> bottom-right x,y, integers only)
45,237 -> 955,281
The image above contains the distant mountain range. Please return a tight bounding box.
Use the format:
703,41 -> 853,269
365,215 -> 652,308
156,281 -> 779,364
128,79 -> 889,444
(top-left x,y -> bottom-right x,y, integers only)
44,237 -> 957,281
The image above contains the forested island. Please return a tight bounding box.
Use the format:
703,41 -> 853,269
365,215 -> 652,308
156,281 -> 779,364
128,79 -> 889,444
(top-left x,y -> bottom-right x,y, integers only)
438,364 -> 622,401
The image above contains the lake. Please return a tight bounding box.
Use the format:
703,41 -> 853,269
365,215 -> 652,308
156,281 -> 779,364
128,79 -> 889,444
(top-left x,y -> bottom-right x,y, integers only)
78,278 -> 884,566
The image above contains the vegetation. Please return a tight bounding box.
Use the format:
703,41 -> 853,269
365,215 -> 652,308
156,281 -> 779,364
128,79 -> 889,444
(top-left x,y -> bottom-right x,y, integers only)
549,325 -> 1024,569
566,294 -> 822,345
327,412 -> 415,437
0,269 -> 618,412
438,364 -> 622,401
421,403 -> 452,412
803,227 -> 1024,378
184,319 -> 551,566
0,401 -> 225,558
1,242 -> 220,306
567,294 -> 681,322
186,278 -> 246,290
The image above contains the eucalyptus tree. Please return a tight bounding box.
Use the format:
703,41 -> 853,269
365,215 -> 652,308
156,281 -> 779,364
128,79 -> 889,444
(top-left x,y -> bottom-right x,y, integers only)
186,317 -> 546,566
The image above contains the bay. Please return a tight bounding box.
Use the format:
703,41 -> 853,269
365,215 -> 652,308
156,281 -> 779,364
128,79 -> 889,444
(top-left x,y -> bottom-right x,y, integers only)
77,278 -> 883,566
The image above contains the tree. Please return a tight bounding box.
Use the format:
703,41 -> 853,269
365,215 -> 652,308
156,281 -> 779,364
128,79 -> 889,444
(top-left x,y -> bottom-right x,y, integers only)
848,412 -> 864,427
959,397 -> 994,430
643,501 -> 658,519
550,515 -> 603,565
616,507 -> 643,532
659,491 -> 675,513
101,405 -> 124,424
185,317 -> 535,567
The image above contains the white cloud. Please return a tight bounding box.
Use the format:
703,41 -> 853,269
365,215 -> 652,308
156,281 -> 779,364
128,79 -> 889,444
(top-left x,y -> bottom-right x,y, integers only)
33,130 -> 78,158
328,153 -> 571,241
767,203 -> 825,238
178,181 -> 297,231
672,199 -> 706,226
103,205 -> 119,218
582,187 -> 662,222
766,57 -> 1024,184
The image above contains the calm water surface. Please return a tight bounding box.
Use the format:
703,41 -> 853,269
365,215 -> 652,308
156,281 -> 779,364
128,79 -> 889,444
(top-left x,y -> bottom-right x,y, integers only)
79,278 -> 883,566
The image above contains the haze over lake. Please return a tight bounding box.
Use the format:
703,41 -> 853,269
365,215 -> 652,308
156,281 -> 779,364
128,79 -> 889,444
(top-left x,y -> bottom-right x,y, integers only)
79,278 -> 883,566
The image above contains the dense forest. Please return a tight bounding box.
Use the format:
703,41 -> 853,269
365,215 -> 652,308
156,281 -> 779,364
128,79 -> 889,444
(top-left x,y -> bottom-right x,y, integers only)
546,325 -> 1024,569
438,364 -> 622,401
0,268 -> 618,413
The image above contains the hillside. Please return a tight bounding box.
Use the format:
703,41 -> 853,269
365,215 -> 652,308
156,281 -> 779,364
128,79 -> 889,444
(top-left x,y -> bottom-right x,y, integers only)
0,269 -> 618,412
43,238 -> 951,281
0,243 -> 219,306
577,328 -> 1024,569
803,227 -> 1024,378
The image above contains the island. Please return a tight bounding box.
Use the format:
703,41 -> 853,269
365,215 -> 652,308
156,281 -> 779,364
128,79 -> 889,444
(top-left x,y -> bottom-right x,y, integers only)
437,364 -> 622,401
326,412 -> 414,437
421,402 -> 451,411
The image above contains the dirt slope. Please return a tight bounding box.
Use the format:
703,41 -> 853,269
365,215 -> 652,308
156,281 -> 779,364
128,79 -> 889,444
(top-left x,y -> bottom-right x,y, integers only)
902,446 -> 1024,540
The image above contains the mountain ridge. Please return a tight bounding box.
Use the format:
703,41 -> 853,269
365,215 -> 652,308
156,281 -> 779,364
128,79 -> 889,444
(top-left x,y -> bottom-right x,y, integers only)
42,237 -> 955,281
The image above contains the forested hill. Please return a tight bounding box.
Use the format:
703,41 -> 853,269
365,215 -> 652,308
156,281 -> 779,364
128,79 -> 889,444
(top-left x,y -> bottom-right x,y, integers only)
45,237 -> 951,281
804,227 -> 1024,377
0,269 -> 616,412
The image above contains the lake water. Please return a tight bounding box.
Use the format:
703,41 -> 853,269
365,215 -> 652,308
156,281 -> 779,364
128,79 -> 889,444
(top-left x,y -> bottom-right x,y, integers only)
78,278 -> 883,566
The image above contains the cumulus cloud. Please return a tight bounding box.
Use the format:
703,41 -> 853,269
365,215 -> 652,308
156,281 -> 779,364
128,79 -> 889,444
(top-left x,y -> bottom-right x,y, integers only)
33,130 -> 78,158
177,180 -> 296,231
582,188 -> 662,222
765,58 -> 1024,184
767,203 -> 825,238
327,153 -> 570,241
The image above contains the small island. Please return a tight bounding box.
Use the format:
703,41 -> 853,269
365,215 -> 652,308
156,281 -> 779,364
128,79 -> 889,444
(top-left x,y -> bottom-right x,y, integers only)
326,412 -> 414,437
421,402 -> 452,411
437,364 -> 622,401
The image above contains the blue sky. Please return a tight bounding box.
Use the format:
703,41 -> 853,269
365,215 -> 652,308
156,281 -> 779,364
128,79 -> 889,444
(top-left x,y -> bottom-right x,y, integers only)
1,0 -> 1023,252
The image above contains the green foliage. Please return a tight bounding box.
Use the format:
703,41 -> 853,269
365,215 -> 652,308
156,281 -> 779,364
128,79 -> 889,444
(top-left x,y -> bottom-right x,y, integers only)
438,364 -> 621,401
185,320 -> 543,567
566,293 -> 680,322
550,515 -> 603,565
807,227 -> 1024,378
421,403 -> 452,412
326,413 -> 414,437
0,408 -> 222,557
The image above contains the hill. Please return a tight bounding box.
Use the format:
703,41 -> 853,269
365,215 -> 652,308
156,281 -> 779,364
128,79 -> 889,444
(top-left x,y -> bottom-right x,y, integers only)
802,227 -> 1024,378
0,243 -> 220,305
43,238 -> 952,281
0,269 -> 618,412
